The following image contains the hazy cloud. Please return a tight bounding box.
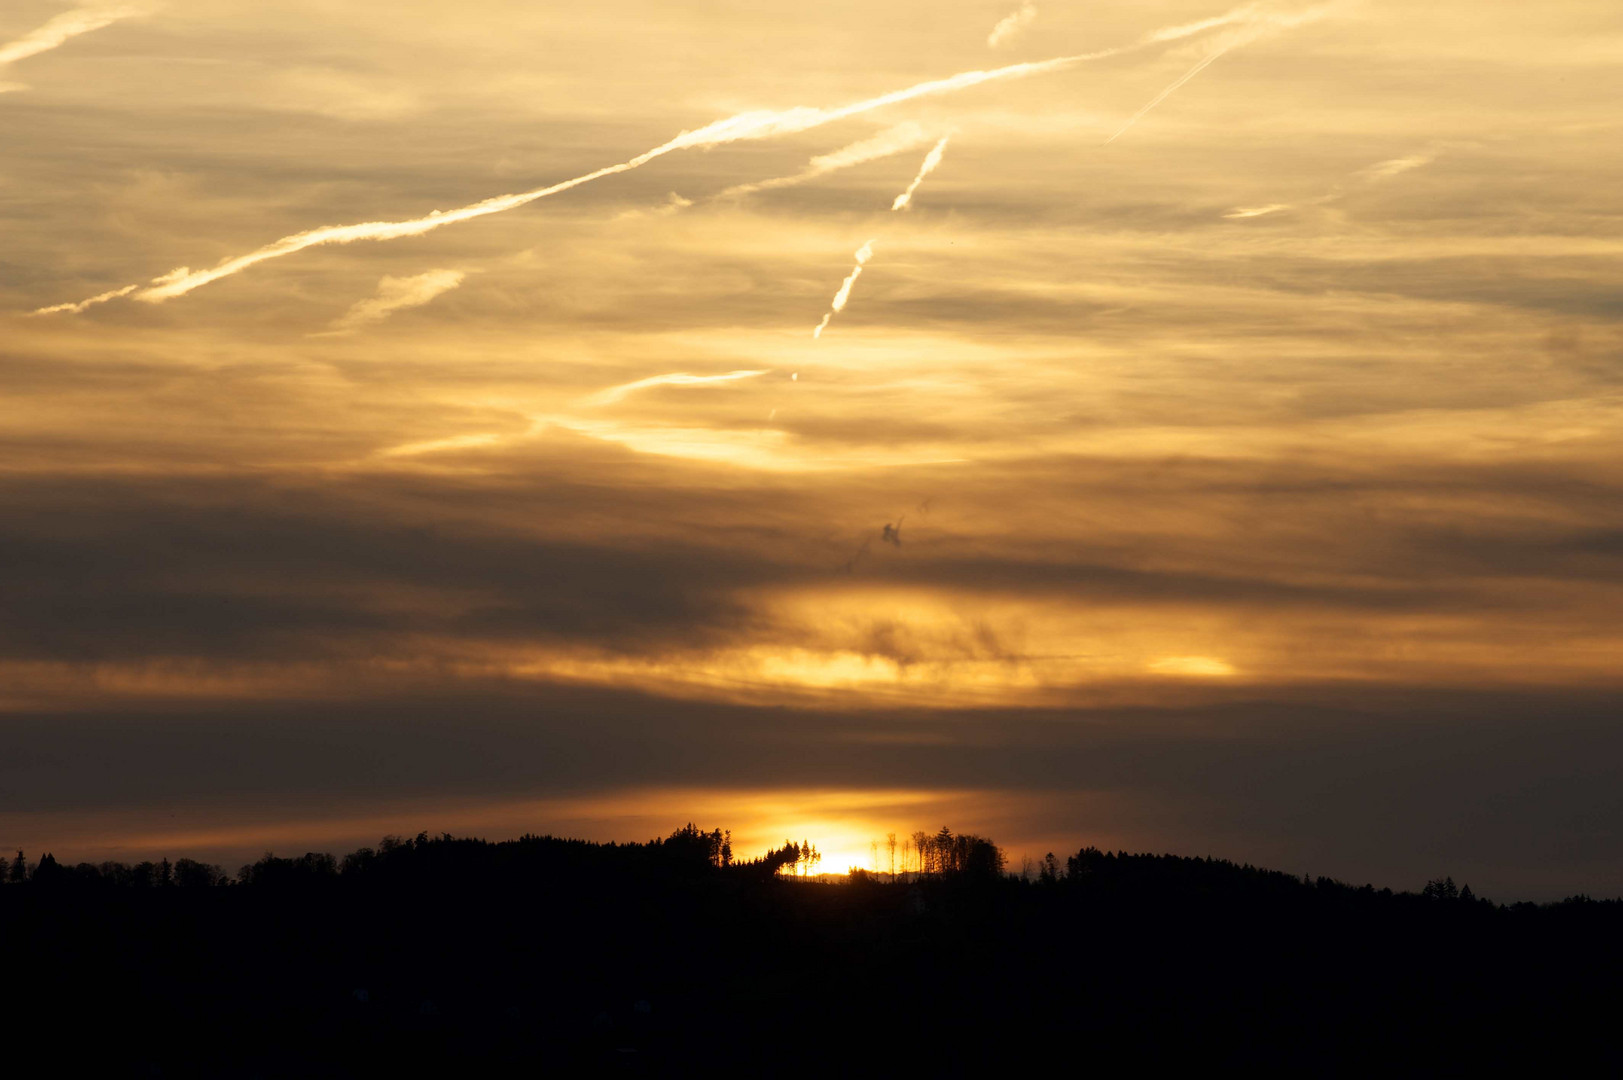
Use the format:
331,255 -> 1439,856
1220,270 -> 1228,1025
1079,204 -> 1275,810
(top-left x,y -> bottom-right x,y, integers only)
0,4 -> 146,71
35,2 -> 1269,312
327,269 -> 465,333
988,3 -> 1038,49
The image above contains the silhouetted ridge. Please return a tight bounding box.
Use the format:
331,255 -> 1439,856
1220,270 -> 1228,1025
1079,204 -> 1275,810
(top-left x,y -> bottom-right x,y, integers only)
3,829 -> 1619,1073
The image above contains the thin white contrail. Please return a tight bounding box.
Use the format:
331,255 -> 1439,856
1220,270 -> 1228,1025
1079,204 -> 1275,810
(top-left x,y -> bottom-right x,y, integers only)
37,3 -> 1279,314
1104,43 -> 1232,144
892,137 -> 951,210
1105,2 -> 1338,145
1223,148 -> 1441,219
586,369 -> 768,405
814,132 -> 953,337
31,284 -> 137,315
0,4 -> 146,69
813,240 -> 875,339
719,122 -> 934,199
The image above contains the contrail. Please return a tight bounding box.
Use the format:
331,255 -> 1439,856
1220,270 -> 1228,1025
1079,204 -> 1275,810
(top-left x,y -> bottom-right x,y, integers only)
719,122 -> 934,199
813,240 -> 875,339
1105,2 -> 1338,145
30,284 -> 136,315
0,4 -> 146,69
1104,45 -> 1231,144
37,3 -> 1281,314
586,369 -> 768,406
1223,148 -> 1441,220
814,134 -> 952,337
892,136 -> 951,211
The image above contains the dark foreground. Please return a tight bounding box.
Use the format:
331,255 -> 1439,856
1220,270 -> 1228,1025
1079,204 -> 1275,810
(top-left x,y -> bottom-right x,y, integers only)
4,830 -> 1619,1075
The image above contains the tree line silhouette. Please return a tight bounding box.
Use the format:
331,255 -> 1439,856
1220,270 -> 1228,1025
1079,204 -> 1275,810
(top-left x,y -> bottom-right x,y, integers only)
3,825 -> 1619,1073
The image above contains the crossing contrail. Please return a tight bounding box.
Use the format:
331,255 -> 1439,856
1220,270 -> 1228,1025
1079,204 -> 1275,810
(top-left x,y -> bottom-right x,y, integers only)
814,133 -> 953,337
892,137 -> 951,210
1105,2 -> 1338,144
36,3 -> 1289,315
1105,45 -> 1232,144
719,122 -> 935,199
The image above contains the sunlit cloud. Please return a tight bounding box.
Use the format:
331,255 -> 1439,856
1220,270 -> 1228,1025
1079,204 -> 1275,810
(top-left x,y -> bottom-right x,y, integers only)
0,4 -> 147,72
1148,656 -> 1237,677
988,2 -> 1038,49
1223,203 -> 1291,219
324,268 -> 466,334
35,2 -> 1270,313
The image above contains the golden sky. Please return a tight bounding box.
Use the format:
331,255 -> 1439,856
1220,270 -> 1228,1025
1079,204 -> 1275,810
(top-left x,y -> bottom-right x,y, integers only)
2,0 -> 1621,897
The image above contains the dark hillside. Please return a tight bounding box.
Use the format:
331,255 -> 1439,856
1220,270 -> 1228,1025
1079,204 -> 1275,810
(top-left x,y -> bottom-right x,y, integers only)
4,830 -> 1618,1075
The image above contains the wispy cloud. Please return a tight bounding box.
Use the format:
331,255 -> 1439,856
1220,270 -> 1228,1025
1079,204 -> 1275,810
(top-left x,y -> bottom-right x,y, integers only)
1222,203 -> 1291,219
326,269 -> 465,333
988,3 -> 1038,49
36,3 -> 1270,313
1358,152 -> 1437,182
586,370 -> 769,406
891,136 -> 951,210
0,4 -> 147,72
719,122 -> 935,199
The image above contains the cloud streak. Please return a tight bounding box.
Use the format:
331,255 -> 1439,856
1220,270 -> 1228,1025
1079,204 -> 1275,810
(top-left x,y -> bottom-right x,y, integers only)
0,4 -> 145,70
326,268 -> 465,333
36,3 -> 1281,314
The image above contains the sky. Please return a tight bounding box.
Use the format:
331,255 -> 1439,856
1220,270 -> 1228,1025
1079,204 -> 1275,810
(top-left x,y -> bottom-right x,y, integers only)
2,0 -> 1621,899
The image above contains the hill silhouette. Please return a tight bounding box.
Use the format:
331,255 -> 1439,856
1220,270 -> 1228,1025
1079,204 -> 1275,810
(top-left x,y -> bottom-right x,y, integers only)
4,826 -> 1618,1074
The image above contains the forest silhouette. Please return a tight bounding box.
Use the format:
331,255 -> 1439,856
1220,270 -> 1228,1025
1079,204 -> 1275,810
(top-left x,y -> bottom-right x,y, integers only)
4,825 -> 1619,1074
